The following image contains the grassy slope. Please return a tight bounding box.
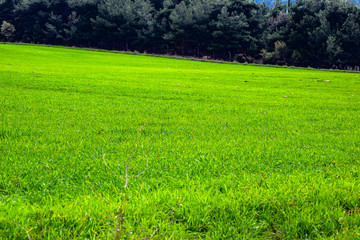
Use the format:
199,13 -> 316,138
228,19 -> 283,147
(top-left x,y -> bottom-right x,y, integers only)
0,44 -> 360,239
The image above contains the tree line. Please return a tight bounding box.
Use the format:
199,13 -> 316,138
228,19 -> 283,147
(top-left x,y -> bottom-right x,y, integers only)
1,0 -> 360,69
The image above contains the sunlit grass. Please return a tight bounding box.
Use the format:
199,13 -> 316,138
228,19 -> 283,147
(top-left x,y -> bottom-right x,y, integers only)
0,44 -> 360,239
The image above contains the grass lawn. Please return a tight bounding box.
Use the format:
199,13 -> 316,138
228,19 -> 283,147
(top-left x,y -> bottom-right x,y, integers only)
0,44 -> 360,239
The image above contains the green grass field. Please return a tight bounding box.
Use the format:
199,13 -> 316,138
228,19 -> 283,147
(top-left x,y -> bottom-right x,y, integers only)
1,44 -> 360,239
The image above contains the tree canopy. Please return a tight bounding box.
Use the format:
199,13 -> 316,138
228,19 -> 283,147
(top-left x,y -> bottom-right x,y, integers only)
1,0 -> 359,69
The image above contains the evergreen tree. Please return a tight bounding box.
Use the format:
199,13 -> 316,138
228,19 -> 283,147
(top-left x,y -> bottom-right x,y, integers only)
67,0 -> 99,47
14,0 -> 50,43
0,0 -> 14,23
164,0 -> 213,56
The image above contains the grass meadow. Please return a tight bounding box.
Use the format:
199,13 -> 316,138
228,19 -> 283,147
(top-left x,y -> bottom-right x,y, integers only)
0,44 -> 360,239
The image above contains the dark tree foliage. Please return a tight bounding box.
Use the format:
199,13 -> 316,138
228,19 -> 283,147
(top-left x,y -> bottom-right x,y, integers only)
1,0 -> 359,69
164,0 -> 213,56
0,0 -> 14,23
208,0 -> 262,61
284,0 -> 360,68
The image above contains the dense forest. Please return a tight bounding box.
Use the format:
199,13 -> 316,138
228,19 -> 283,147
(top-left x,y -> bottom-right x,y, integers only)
1,0 -> 360,69
256,0 -> 359,6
